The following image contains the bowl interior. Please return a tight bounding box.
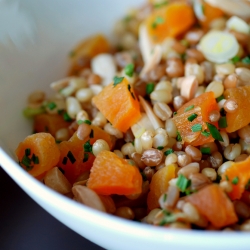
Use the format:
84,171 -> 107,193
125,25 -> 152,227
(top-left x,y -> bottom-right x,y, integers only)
0,1 -> 250,249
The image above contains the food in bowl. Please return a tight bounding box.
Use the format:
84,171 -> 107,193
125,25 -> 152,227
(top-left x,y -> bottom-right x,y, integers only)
15,0 -> 250,231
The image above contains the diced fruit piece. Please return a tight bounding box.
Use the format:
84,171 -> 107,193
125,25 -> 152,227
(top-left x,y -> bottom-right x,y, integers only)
186,184 -> 238,228
68,34 -> 110,75
224,86 -> 250,133
173,92 -> 220,146
15,133 -> 60,177
222,156 -> 250,200
34,113 -> 70,137
92,77 -> 141,132
88,150 -> 142,196
146,2 -> 195,44
196,1 -> 224,29
147,164 -> 176,210
57,125 -> 114,184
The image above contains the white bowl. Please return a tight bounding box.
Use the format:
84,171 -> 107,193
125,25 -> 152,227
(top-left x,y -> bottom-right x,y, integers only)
0,0 -> 250,249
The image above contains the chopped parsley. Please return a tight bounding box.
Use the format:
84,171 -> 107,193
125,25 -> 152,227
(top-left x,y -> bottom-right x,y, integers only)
173,111 -> 177,116
124,63 -> 134,77
226,175 -> 229,181
164,149 -> 174,156
206,122 -> 224,142
188,113 -> 198,122
153,1 -> 168,8
47,102 -> 57,110
163,193 -> 167,202
201,130 -> 211,137
89,129 -> 94,138
21,155 -> 31,169
63,112 -> 73,122
176,174 -> 191,193
62,157 -> 68,165
113,76 -> 124,87
159,211 -> 176,226
84,140 -> 93,153
83,153 -> 89,163
57,109 -> 64,115
157,146 -> 164,150
67,151 -> 76,164
58,167 -> 65,174
151,16 -> 165,29
231,55 -> 240,64
184,105 -> 194,112
218,116 -> 227,128
25,148 -> 31,156
146,83 -> 155,95
216,95 -> 224,103
242,56 -> 250,64
200,147 -> 211,154
191,123 -> 202,132
31,154 -> 39,164
78,119 -> 91,125
232,176 -> 239,185
245,179 -> 250,190
176,131 -> 182,142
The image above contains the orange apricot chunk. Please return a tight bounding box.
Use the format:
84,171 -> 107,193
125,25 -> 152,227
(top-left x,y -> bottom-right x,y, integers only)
173,92 -> 219,146
224,86 -> 250,133
88,150 -> 142,196
146,2 -> 195,44
198,1 -> 224,29
15,133 -> 60,177
58,125 -> 114,184
34,113 -> 71,137
222,157 -> 250,200
92,77 -> 141,132
69,34 -> 110,75
147,164 -> 176,211
186,184 -> 238,228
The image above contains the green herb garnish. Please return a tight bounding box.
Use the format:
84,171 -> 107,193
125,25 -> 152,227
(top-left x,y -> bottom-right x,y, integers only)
151,16 -> 165,29
32,154 -> 39,164
89,129 -> 94,138
83,153 -> 89,163
84,140 -> 93,153
77,119 -> 92,125
218,116 -> 227,128
191,124 -> 202,132
184,105 -> 194,112
146,83 -> 155,94
159,211 -> 176,226
226,175 -> 229,181
164,149 -> 174,156
200,147 -> 211,154
242,56 -> 250,64
216,95 -> 224,103
62,157 -> 68,165
23,106 -> 45,118
25,148 -> 31,157
113,76 -> 124,87
231,55 -> 240,64
47,102 -> 57,110
124,63 -> 134,77
63,112 -> 73,122
163,193 -> 167,202
176,174 -> 191,192
232,176 -> 239,185
176,131 -> 182,142
173,111 -> 177,116
206,122 -> 224,142
153,1 -> 168,8
67,151 -> 76,164
21,155 -> 31,169
201,130 -> 211,137
188,113 -> 198,122
157,146 -> 164,150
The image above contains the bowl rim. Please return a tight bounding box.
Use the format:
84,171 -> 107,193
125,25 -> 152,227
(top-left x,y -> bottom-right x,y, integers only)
1,146 -> 250,249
